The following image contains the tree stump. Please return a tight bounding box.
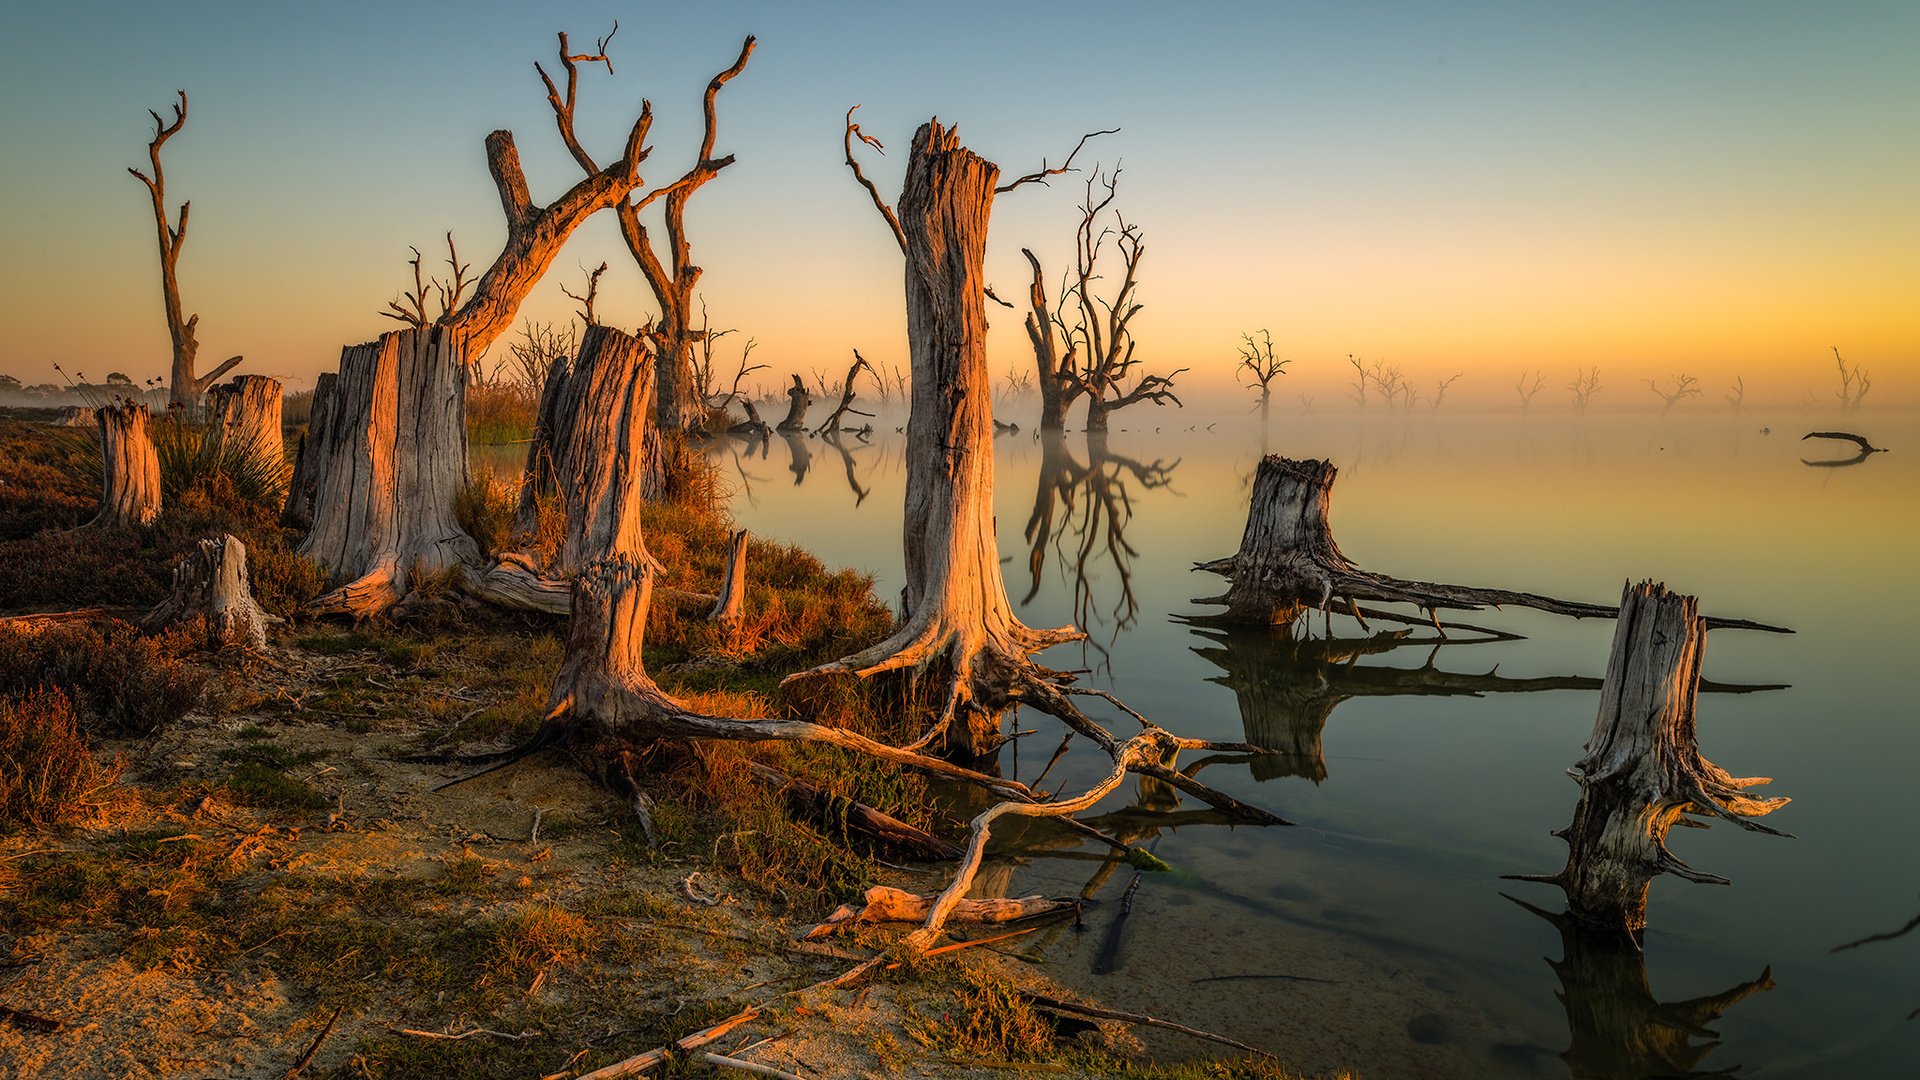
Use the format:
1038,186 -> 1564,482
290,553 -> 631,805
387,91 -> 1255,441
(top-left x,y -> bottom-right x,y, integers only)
49,406 -> 95,428
90,403 -> 162,528
775,374 -> 812,432
297,327 -> 480,618
207,374 -> 287,496
708,528 -> 747,631
140,533 -> 271,649
790,120 -> 1076,759
282,372 -> 337,529
1195,456 -> 1790,635
1523,581 -> 1789,940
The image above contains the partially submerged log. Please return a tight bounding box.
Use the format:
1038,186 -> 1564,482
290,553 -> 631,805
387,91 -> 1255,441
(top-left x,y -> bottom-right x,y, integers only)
282,372 -> 337,529
89,403 -> 162,528
298,327 -> 480,618
140,533 -> 271,649
804,885 -> 1075,940
207,374 -> 286,496
1194,456 -> 1790,635
775,374 -> 811,432
726,400 -> 770,439
1516,581 -> 1790,940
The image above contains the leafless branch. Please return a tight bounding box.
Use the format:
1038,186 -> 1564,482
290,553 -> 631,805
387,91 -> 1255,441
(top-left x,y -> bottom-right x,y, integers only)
995,127 -> 1120,193
843,105 -> 905,253
560,261 -> 608,326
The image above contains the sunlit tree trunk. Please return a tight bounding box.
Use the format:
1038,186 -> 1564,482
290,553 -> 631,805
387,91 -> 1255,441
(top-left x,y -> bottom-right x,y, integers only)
90,403 -> 162,529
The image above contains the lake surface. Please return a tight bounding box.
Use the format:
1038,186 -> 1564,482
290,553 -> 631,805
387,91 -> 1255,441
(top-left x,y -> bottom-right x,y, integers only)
707,402 -> 1919,1079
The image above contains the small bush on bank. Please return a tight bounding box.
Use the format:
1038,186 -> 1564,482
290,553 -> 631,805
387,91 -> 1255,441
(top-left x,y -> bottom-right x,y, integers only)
0,620 -> 204,735
0,688 -> 115,828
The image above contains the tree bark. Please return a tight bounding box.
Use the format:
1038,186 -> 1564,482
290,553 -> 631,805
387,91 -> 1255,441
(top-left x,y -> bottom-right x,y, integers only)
281,372 -> 337,529
708,528 -> 747,631
140,533 -> 271,649
522,324 -> 656,575
1022,249 -> 1079,431
775,375 -> 811,433
90,403 -> 162,528
793,120 -> 1077,759
1194,456 -> 1791,634
298,327 -> 479,618
1525,581 -> 1789,940
206,374 -> 286,496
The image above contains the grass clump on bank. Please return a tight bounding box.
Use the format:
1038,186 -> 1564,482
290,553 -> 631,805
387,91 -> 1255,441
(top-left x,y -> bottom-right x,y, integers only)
0,688 -> 117,828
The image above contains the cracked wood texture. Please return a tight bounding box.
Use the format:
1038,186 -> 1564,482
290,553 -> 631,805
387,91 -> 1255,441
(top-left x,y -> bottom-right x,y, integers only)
91,403 -> 162,528
140,533 -> 270,649
207,374 -> 286,498
282,372 -> 337,529
1537,581 -> 1788,940
298,327 -> 479,617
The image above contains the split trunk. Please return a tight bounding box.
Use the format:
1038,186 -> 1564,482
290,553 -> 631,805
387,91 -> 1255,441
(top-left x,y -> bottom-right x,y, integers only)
207,374 -> 286,497
282,372 -> 337,529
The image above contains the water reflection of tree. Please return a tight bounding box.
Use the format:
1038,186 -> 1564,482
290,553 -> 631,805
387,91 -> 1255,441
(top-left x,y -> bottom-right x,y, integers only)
1831,900 -> 1920,1020
1188,626 -> 1786,784
1022,430 -> 1176,640
1510,895 -> 1775,1079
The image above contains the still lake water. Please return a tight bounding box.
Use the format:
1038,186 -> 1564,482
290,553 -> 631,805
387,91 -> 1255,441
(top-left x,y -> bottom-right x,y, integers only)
704,403 -> 1918,1079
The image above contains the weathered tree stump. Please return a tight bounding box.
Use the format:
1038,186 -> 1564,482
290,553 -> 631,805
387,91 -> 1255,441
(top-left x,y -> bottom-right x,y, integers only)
726,399 -> 770,439
812,353 -> 874,436
297,327 -> 480,618
207,374 -> 286,495
708,528 -> 747,631
789,120 -> 1078,759
775,374 -> 812,433
522,324 -> 656,574
49,406 -> 95,428
1520,581 -> 1789,940
1195,456 -> 1790,635
90,403 -> 162,528
140,533 -> 271,649
282,372 -> 337,529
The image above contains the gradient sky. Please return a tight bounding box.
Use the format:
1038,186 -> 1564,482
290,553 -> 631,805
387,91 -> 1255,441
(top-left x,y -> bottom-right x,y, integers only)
1,1 -> 1913,408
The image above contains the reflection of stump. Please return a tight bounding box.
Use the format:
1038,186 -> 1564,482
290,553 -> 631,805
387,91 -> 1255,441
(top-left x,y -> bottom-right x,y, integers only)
207,374 -> 286,496
1514,896 -> 1774,1080
298,327 -> 480,617
140,533 -> 271,649
1529,582 -> 1788,940
90,403 -> 162,528
282,372 -> 336,529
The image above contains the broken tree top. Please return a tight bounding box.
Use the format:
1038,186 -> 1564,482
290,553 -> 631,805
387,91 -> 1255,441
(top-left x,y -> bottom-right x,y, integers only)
1193,455 -> 1790,635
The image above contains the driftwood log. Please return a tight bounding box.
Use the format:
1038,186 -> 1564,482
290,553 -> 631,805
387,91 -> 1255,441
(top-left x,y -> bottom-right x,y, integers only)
1195,456 -> 1790,635
140,533 -> 271,649
726,400 -> 770,439
206,374 -> 286,495
298,327 -> 479,618
775,374 -> 811,433
1516,581 -> 1789,940
90,403 -> 162,528
803,885 -> 1075,939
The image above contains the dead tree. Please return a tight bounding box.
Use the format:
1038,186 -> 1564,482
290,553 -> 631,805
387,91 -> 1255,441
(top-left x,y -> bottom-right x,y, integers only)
281,373 -> 337,529
127,91 -> 243,408
1516,371 -> 1546,413
90,403 -> 162,529
1194,456 -> 1791,635
812,352 -> 875,435
1021,248 -> 1082,430
1515,581 -> 1789,940
1724,376 -> 1745,413
1644,373 -> 1701,414
298,327 -> 479,617
1235,330 -> 1289,424
206,374 -> 286,495
708,528 -> 747,632
775,374 -> 812,432
1054,169 -> 1184,433
1832,347 -> 1871,414
140,533 -> 271,649
537,28 -> 757,434
1569,366 -> 1603,414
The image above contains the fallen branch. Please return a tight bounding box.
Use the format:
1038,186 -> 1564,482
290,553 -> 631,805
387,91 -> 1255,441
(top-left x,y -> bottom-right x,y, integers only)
804,885 -> 1077,940
1020,992 -> 1270,1057
747,764 -> 961,862
285,1003 -> 343,1077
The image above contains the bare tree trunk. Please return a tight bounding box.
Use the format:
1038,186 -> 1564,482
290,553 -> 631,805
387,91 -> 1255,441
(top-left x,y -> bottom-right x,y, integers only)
1021,249 -> 1078,431
298,327 -> 479,618
1084,397 -> 1111,434
140,533 -> 270,649
1195,456 -> 1790,634
794,121 -> 1077,758
207,374 -> 286,496
539,325 -> 655,574
1521,581 -> 1789,940
813,354 -> 874,436
90,403 -> 162,529
282,372 -> 337,529
708,528 -> 747,631
775,375 -> 812,432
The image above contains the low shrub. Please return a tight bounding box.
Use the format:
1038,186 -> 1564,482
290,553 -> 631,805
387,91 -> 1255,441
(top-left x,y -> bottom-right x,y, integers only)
0,620 -> 204,735
0,688 -> 114,828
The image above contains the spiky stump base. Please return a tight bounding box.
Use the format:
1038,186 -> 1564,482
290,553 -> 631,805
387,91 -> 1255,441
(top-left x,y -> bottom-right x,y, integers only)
1519,581 -> 1789,940
140,533 -> 271,649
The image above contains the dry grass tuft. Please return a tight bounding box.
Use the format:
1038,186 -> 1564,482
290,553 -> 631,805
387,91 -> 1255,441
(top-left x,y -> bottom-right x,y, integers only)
0,688 -> 118,828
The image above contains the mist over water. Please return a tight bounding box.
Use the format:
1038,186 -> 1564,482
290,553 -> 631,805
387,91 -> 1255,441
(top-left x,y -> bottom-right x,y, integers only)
708,403 -> 1920,1077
